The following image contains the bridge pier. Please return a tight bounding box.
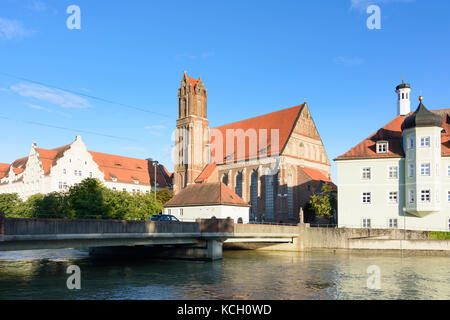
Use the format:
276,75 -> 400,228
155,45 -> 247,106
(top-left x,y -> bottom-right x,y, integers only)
88,239 -> 224,261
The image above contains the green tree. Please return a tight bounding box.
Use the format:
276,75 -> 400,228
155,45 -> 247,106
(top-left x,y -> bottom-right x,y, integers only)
35,192 -> 70,219
103,189 -> 132,220
0,193 -> 22,215
308,184 -> 336,221
66,178 -> 111,219
126,192 -> 163,220
156,187 -> 173,204
11,193 -> 45,218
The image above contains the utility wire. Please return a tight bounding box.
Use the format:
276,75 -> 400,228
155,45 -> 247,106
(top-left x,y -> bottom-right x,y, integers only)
0,71 -> 172,118
0,114 -> 138,142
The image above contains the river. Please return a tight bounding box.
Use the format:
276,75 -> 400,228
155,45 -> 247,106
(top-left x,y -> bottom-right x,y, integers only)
0,249 -> 448,300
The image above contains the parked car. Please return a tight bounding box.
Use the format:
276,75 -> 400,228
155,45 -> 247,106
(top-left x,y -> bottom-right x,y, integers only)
150,214 -> 180,222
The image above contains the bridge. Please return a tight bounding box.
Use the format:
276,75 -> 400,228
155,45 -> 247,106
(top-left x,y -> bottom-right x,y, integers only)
0,213 -> 300,260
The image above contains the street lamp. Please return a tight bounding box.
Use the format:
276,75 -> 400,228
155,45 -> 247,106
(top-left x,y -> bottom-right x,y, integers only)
153,161 -> 159,200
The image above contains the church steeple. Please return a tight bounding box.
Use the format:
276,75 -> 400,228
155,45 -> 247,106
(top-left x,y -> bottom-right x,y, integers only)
178,71 -> 207,119
174,72 -> 210,194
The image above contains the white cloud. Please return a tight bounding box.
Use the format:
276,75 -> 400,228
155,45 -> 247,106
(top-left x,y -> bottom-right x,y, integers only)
333,56 -> 364,66
26,0 -> 48,12
0,18 -> 35,40
27,103 -> 51,112
11,83 -> 90,109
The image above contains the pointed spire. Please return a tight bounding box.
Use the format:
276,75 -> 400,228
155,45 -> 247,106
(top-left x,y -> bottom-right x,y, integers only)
402,95 -> 442,131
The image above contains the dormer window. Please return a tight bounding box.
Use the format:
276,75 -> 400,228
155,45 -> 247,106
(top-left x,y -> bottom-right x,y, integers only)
111,176 -> 117,182
133,179 -> 139,184
376,141 -> 388,154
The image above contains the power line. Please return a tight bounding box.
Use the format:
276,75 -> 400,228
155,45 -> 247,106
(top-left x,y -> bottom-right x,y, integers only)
0,71 -> 172,118
0,114 -> 138,142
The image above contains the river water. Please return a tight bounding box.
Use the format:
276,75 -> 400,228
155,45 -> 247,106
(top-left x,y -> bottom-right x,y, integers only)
0,249 -> 448,300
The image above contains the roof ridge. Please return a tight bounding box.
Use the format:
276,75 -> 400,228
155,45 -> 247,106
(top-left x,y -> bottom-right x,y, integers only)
213,104 -> 304,129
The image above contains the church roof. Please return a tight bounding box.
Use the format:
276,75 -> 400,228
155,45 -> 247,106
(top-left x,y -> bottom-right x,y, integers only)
212,104 -> 305,163
335,108 -> 450,160
195,162 -> 218,183
164,182 -> 250,208
299,166 -> 336,191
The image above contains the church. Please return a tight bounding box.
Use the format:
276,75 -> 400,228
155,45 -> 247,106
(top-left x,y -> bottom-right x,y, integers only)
172,72 -> 333,224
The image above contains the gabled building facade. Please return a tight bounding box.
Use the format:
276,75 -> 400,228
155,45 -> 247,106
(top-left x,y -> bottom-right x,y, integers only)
0,136 -> 172,199
174,72 -> 333,223
336,81 -> 450,231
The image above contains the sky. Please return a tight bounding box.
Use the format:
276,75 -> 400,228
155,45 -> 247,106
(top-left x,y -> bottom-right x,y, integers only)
0,0 -> 449,182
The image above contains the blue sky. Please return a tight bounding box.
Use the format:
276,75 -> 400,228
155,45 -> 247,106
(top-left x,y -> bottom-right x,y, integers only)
0,0 -> 449,181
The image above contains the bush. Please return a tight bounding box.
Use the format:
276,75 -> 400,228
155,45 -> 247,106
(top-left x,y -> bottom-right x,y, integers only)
0,193 -> 22,215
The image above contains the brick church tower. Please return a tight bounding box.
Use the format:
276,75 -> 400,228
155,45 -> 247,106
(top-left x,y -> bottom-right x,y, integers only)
174,72 -> 210,194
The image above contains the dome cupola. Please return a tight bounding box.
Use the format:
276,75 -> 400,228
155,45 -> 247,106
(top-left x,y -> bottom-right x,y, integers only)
401,96 -> 442,131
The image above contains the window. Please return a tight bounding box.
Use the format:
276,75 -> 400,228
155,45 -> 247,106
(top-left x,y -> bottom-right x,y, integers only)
89,172 -> 92,178
362,192 -> 372,204
447,165 -> 450,177
362,168 -> 371,180
409,190 -> 415,203
420,190 -> 431,203
362,218 -> 371,228
388,192 -> 398,204
78,171 -> 82,177
448,191 -> 450,203
376,141 -> 388,154
420,163 -> 431,176
408,138 -> 414,149
389,219 -> 398,229
420,137 -> 431,147
59,181 -> 63,189
388,166 -> 398,179
63,169 -> 67,174
112,187 -> 116,190
123,188 -> 126,191
63,182 -> 67,189
112,177 -> 117,182
180,208 -> 184,216
409,164 -> 415,177
448,219 -> 450,232
74,170 -> 77,176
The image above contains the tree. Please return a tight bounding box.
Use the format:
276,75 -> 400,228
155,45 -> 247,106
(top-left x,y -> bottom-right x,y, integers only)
35,192 -> 70,219
156,187 -> 173,204
126,192 -> 163,221
308,184 -> 336,221
0,193 -> 22,215
66,178 -> 111,219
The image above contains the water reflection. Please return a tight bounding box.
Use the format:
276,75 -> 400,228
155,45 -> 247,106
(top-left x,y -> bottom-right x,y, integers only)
0,250 -> 448,300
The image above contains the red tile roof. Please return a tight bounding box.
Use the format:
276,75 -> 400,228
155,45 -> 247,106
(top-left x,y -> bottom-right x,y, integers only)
195,163 -> 218,183
0,163 -> 10,179
187,76 -> 198,89
301,167 -> 331,182
211,104 -> 304,164
88,151 -> 171,187
2,143 -> 172,188
164,182 -> 250,207
335,109 -> 450,160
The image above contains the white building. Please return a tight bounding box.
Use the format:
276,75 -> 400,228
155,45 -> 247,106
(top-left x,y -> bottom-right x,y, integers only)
0,136 -> 173,199
163,182 -> 251,223
335,81 -> 450,232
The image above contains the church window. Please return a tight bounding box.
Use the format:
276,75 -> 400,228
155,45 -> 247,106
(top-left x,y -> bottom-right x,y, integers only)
250,170 -> 258,220
265,175 -> 274,219
235,172 -> 243,198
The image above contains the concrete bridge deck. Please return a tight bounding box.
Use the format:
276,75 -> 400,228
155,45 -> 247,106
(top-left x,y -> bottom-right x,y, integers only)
0,213 -> 300,260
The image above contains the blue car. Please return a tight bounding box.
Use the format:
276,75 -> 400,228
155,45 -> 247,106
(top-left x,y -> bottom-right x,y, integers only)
150,214 -> 180,222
